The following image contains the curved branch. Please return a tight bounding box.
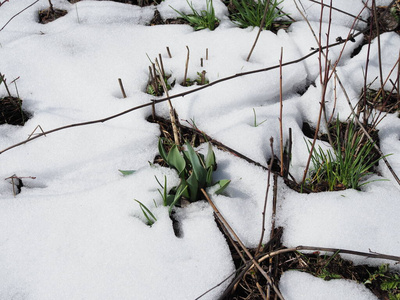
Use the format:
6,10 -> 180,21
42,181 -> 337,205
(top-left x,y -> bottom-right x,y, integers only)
0,32 -> 364,155
0,0 -> 39,32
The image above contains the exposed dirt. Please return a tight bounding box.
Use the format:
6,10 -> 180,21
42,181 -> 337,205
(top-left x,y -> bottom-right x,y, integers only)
38,7 -> 67,24
149,9 -> 192,26
0,96 -> 30,125
220,227 -> 399,300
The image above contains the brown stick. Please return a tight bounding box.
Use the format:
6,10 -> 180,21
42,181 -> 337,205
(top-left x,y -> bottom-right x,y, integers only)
256,246 -> 400,264
155,58 -> 180,146
279,48 -> 284,177
308,0 -> 367,23
166,46 -> 172,58
48,0 -> 54,13
118,78 -> 127,98
183,46 -> 190,86
247,0 -> 271,62
0,0 -> 39,32
372,0 -> 384,90
256,138 -> 274,256
158,53 -> 166,78
0,72 -> 12,97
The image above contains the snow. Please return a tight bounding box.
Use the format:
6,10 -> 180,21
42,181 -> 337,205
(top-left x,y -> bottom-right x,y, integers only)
279,270 -> 378,300
0,0 -> 399,299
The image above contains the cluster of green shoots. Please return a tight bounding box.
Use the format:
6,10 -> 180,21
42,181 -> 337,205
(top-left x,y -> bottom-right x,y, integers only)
306,118 -> 386,191
185,71 -> 209,86
170,0 -> 288,31
136,139 -> 230,226
170,0 -> 219,31
229,0 -> 287,30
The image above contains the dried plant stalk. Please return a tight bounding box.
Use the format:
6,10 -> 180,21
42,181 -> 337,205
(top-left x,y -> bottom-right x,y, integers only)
155,58 -> 180,146
183,46 -> 190,86
118,78 -> 127,98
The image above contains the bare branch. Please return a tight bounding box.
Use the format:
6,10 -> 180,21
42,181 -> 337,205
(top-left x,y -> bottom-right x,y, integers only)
0,0 -> 39,32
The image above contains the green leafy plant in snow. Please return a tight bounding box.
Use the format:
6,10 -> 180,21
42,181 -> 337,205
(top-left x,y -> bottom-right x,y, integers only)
252,108 -> 267,127
158,138 -> 230,203
170,0 -> 219,31
306,118 -> 386,191
365,264 -> 400,300
134,199 -> 157,226
135,139 -> 230,226
229,0 -> 288,30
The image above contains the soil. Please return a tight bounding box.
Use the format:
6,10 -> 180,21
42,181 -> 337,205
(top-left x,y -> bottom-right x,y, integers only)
149,9 -> 192,27
38,7 -> 68,24
0,96 -> 30,125
221,227 -> 399,300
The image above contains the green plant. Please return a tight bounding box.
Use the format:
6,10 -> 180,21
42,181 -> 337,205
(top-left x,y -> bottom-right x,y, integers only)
135,140 -> 229,226
146,73 -> 173,96
155,175 -> 188,214
134,199 -> 157,226
252,108 -> 267,127
119,169 -> 136,176
229,0 -> 287,30
158,138 -> 230,202
365,264 -> 400,299
185,71 -> 209,86
306,118 -> 386,191
170,0 -> 219,31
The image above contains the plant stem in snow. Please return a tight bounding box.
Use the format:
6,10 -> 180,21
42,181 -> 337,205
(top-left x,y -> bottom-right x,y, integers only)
279,47 -> 284,177
372,0 -> 384,90
118,78 -> 127,98
246,0 -> 271,62
48,0 -> 54,13
166,46 -> 172,58
0,73 -> 12,97
183,46 -> 190,86
256,137 -> 274,256
155,58 -> 180,146
0,1 -> 40,32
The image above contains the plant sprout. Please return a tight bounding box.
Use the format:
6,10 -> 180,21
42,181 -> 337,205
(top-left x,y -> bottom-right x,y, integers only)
170,0 -> 219,31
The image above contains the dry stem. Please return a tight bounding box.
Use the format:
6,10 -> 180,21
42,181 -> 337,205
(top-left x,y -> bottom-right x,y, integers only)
118,78 -> 127,98
155,58 -> 180,146
247,0 -> 272,61
183,46 -> 190,86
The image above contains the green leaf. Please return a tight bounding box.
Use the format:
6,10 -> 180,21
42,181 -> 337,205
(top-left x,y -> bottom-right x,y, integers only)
187,172 -> 199,202
205,143 -> 216,170
167,144 -> 186,176
158,138 -> 169,163
134,199 -> 157,226
185,141 -> 207,186
179,178 -> 190,199
206,167 -> 213,187
118,169 -> 136,176
155,176 -> 169,207
214,179 -> 231,195
168,183 -> 188,214
165,194 -> 175,207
